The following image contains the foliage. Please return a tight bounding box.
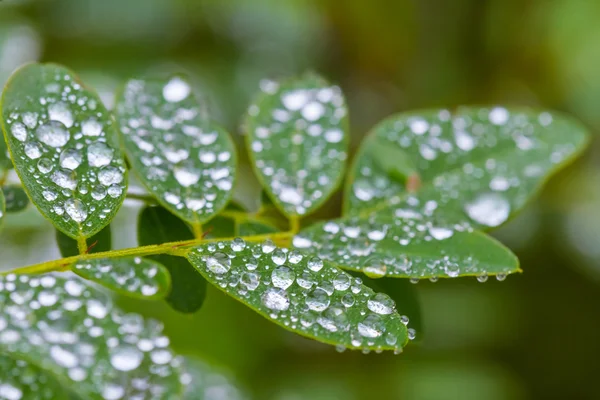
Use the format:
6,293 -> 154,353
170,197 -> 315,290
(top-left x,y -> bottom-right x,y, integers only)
0,62 -> 589,398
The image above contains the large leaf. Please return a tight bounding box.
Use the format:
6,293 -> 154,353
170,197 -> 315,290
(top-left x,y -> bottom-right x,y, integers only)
185,240 -> 409,352
115,76 -> 236,228
344,107 -> 589,228
55,224 -> 112,257
294,216 -> 519,279
1,185 -> 29,213
0,63 -> 128,239
0,273 -> 182,398
244,74 -> 349,217
0,354 -> 69,399
138,205 -> 208,313
181,357 -> 247,400
72,257 -> 171,300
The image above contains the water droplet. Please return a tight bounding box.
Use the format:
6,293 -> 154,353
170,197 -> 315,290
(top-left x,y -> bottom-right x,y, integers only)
230,238 -> 246,252
60,148 -> 82,169
87,142 -> 114,167
429,226 -> 453,240
288,251 -> 303,264
11,122 -> 27,141
496,273 -> 507,281
271,248 -> 287,265
82,119 -> 102,136
333,274 -> 351,291
98,167 -> 124,186
174,163 -> 200,187
357,314 -> 385,338
64,198 -> 88,223
306,288 -> 330,312
51,168 -> 77,190
464,193 -> 510,227
205,252 -> 231,275
110,345 -> 143,371
307,257 -> 323,272
36,121 -> 70,148
163,77 -> 191,102
24,141 -> 42,159
367,293 -> 395,315
262,288 -> 290,311
262,239 -> 276,254
477,273 -> 488,283
363,257 -> 387,278
48,101 -> 73,128
240,272 -> 259,290
271,266 -> 295,289
37,158 -> 54,174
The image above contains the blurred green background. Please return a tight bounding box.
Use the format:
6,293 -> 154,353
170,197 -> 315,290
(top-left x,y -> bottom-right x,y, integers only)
2,0 -> 600,399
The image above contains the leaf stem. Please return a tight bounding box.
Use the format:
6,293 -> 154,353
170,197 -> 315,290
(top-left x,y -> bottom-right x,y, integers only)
290,216 -> 301,234
125,191 -> 157,203
4,231 -> 294,276
191,222 -> 203,239
77,236 -> 87,255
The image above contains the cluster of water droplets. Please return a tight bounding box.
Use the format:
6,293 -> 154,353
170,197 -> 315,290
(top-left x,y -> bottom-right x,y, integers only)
180,358 -> 246,400
73,257 -> 169,299
0,354 -> 67,400
246,77 -> 348,215
348,107 -> 581,228
187,239 -> 410,352
0,274 -> 182,399
116,77 -> 235,223
293,217 -> 515,281
3,68 -> 127,234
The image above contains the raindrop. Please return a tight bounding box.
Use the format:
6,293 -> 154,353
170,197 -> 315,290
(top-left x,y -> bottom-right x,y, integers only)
60,148 -> 82,169
464,193 -> 510,227
306,288 -> 330,312
205,252 -> 231,275
367,293 -> 395,315
36,121 -> 70,148
262,288 -> 290,311
307,257 -> 324,272
110,346 -> 143,371
64,198 -> 88,223
163,77 -> 191,102
357,314 -> 385,338
271,266 -> 295,289
87,142 -> 114,167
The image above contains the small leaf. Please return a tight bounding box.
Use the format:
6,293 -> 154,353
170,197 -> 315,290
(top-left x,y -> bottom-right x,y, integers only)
0,354 -> 69,399
0,63 -> 128,239
0,273 -> 182,398
245,74 -> 349,217
55,224 -> 112,257
181,357 -> 247,400
115,76 -> 236,226
185,240 -> 409,352
1,185 -> 29,213
72,257 -> 171,299
138,205 -> 207,313
345,107 -> 589,228
238,220 -> 278,236
294,217 -> 519,279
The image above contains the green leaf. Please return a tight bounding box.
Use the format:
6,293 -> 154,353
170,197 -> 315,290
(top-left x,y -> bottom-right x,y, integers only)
1,185 -> 29,213
293,216 -> 519,279
245,73 -> 349,217
0,273 -> 182,398
181,357 -> 247,400
72,257 -> 171,300
185,240 -> 409,352
115,76 -> 236,227
55,224 -> 112,257
238,220 -> 278,236
0,63 -> 128,239
138,205 -> 207,313
344,107 -> 590,228
0,354 -> 70,399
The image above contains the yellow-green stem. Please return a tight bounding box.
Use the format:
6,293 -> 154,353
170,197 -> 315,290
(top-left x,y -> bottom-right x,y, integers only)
77,236 -> 87,255
191,222 -> 203,239
4,231 -> 294,276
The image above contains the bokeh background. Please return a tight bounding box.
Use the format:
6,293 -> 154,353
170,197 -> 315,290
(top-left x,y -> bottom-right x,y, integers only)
2,0 -> 600,399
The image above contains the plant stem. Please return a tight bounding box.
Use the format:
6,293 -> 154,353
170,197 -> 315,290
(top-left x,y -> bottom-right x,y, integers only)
77,236 -> 87,255
4,231 -> 294,276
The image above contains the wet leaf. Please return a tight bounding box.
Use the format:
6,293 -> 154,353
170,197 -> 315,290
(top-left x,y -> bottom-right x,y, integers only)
345,107 -> 589,229
0,273 -> 182,398
0,63 -> 128,239
72,257 -> 171,300
294,216 -> 519,279
0,354 -> 69,400
185,240 -> 409,352
138,205 -> 207,313
1,185 -> 29,213
245,74 -> 349,217
115,76 -> 236,227
181,357 -> 247,400
238,220 -> 278,236
55,224 -> 112,257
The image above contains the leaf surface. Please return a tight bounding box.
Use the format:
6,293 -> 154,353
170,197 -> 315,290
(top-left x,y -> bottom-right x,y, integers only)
138,205 -> 207,313
181,357 -> 247,400
115,76 -> 236,226
72,257 -> 171,300
185,240 -> 409,352
0,63 -> 128,239
0,354 -> 69,400
294,216 -> 519,279
0,273 -> 182,398
345,107 -> 589,228
245,74 -> 349,217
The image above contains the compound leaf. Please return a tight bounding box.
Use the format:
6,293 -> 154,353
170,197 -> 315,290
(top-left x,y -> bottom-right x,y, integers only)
345,107 -> 589,229
138,205 -> 207,313
294,216 -> 519,280
245,74 -> 349,217
185,240 -> 409,352
115,76 -> 236,227
72,257 -> 171,300
0,273 -> 182,398
0,63 -> 128,239
55,224 -> 112,257
1,185 -> 29,213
